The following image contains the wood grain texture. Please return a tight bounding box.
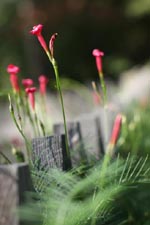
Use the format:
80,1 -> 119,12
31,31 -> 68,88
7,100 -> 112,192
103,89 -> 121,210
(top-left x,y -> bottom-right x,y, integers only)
0,163 -> 32,225
32,135 -> 71,172
53,122 -> 87,165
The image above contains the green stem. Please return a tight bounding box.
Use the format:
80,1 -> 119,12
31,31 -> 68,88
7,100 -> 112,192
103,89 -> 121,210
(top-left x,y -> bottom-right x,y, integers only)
47,54 -> 69,156
8,95 -> 31,163
34,111 -> 41,137
53,60 -> 69,156
100,144 -> 113,188
0,151 -> 12,163
99,72 -> 107,105
41,95 -> 47,114
39,120 -> 46,136
98,72 -> 109,149
25,97 -> 38,137
45,51 -> 70,156
14,92 -> 24,129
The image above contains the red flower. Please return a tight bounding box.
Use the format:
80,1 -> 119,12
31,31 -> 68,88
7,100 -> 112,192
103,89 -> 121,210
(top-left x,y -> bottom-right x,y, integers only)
110,114 -> 122,146
22,79 -> 33,88
30,24 -> 48,53
92,49 -> 104,74
7,64 -> 20,92
30,24 -> 43,35
38,75 -> 49,95
7,64 -> 20,75
49,33 -> 58,58
25,87 -> 37,110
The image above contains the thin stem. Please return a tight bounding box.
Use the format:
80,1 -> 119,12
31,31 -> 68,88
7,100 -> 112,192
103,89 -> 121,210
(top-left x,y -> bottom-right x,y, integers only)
100,144 -> 113,188
14,92 -> 24,130
46,51 -> 70,156
0,151 -> 12,163
41,95 -> 47,113
25,98 -> 38,137
52,59 -> 70,156
98,72 -> 109,150
8,94 -> 31,162
99,72 -> 107,106
39,120 -> 46,136
33,111 -> 41,137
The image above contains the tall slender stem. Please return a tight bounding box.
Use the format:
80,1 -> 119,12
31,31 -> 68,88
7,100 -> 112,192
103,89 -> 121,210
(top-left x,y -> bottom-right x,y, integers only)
46,48 -> 69,156
99,72 -> 107,106
52,59 -> 70,156
0,151 -> 12,164
8,95 -> 31,162
33,111 -> 41,137
25,98 -> 38,137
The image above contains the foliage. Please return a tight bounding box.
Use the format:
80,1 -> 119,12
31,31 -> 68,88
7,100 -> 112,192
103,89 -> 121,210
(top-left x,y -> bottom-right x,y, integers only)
20,154 -> 150,225
118,103 -> 150,156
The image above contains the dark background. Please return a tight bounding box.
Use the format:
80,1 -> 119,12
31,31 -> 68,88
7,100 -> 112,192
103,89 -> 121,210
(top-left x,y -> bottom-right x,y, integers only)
0,0 -> 150,88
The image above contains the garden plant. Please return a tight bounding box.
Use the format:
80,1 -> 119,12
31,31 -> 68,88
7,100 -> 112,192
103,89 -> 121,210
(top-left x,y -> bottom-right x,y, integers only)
0,24 -> 150,225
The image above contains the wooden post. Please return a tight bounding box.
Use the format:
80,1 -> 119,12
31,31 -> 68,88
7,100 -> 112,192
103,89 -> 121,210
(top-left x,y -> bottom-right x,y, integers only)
32,135 -> 72,172
95,117 -> 105,155
77,114 -> 102,160
53,122 -> 87,166
0,163 -> 33,225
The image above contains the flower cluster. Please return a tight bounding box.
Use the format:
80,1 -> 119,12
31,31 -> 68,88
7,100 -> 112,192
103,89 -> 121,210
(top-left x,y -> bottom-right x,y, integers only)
7,64 -> 49,110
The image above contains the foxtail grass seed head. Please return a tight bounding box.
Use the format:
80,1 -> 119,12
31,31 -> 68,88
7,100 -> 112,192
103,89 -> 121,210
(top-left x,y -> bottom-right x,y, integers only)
7,64 -> 20,92
30,24 -> 49,54
38,75 -> 49,95
92,49 -> 104,75
49,33 -> 58,58
22,78 -> 33,88
25,87 -> 37,110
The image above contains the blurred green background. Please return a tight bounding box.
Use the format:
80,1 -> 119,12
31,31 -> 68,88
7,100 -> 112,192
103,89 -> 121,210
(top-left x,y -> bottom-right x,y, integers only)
0,0 -> 150,88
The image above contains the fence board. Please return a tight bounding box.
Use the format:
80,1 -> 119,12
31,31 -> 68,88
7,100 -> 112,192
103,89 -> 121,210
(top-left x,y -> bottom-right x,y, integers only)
32,135 -> 71,172
53,122 -> 87,166
77,114 -> 101,160
0,163 -> 32,225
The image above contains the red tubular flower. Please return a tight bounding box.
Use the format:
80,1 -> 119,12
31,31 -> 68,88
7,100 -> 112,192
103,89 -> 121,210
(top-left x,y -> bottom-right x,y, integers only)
25,87 -> 37,110
22,79 -> 33,88
7,64 -> 20,74
49,33 -> 58,58
110,114 -> 122,146
30,24 -> 49,53
7,64 -> 20,92
92,49 -> 104,74
38,75 -> 49,95
93,92 -> 101,105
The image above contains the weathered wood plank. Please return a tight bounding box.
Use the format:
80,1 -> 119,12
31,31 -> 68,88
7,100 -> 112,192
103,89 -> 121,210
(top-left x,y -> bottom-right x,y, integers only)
32,135 -> 72,171
53,122 -> 87,166
0,163 -> 32,225
77,114 -> 101,160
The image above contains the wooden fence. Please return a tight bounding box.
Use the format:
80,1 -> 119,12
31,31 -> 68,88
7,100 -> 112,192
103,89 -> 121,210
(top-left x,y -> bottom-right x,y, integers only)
0,109 -> 117,225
